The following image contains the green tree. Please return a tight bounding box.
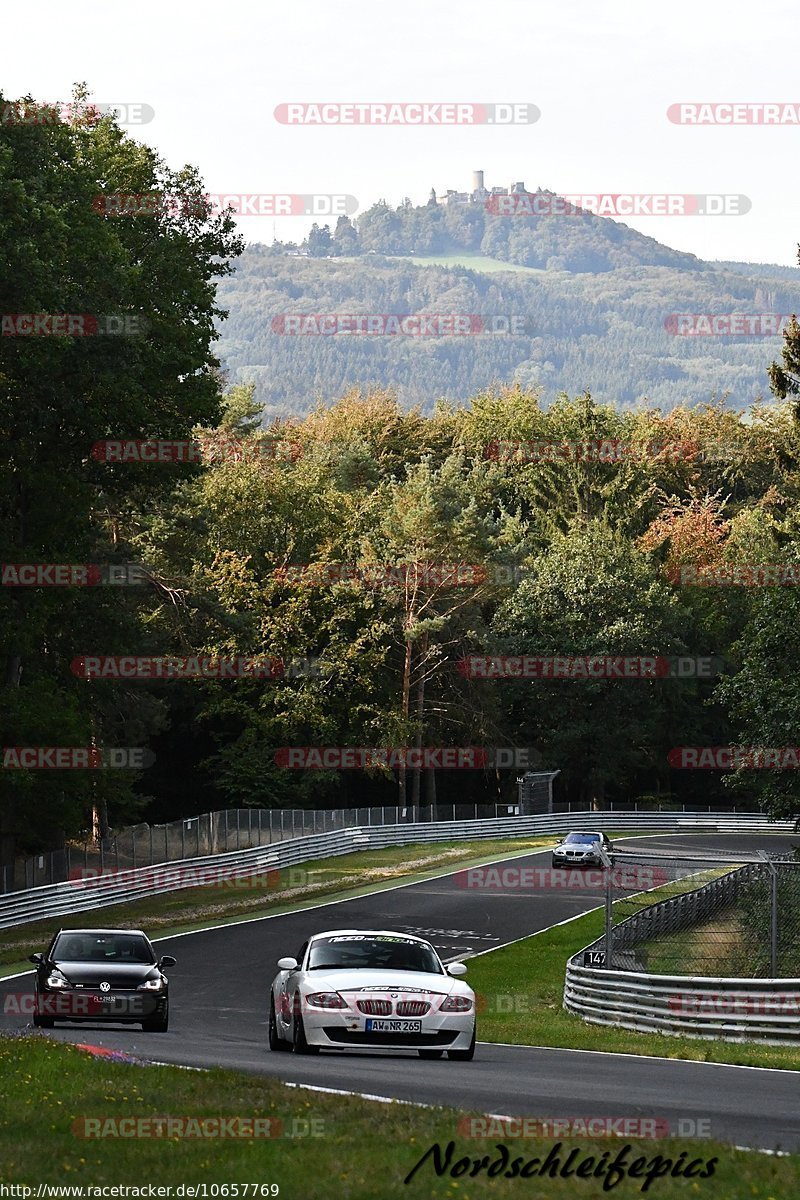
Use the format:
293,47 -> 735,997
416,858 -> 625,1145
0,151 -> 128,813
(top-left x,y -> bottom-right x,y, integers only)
306,223 -> 332,257
713,542 -> 800,826
0,86 -> 242,847
490,523 -> 709,806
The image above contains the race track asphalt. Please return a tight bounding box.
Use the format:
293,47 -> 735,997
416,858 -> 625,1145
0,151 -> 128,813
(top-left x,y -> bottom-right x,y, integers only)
2,833 -> 798,1152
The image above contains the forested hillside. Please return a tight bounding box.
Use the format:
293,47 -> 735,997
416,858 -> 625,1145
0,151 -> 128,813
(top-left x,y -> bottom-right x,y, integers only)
216,246 -> 796,415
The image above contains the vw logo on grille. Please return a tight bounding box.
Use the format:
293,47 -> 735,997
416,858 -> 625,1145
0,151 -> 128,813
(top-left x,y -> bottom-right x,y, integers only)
100,982 -> 111,993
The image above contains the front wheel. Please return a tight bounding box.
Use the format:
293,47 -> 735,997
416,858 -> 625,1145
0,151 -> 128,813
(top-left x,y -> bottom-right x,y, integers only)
142,1010 -> 169,1033
269,997 -> 291,1051
32,1013 -> 54,1029
291,1005 -> 319,1055
447,1025 -> 476,1061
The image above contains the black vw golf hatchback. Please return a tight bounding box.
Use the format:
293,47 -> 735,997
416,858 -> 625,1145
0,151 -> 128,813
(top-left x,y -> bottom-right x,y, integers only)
29,928 -> 175,1032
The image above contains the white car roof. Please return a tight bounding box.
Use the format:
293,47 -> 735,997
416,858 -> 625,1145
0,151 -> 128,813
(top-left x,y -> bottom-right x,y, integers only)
310,929 -> 432,944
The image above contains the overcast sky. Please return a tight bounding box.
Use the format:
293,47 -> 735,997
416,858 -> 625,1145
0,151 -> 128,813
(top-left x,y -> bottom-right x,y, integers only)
5,0 -> 799,266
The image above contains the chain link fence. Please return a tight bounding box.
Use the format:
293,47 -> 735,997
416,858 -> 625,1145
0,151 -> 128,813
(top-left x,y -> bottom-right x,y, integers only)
1,801 -> 526,894
596,848 -> 800,978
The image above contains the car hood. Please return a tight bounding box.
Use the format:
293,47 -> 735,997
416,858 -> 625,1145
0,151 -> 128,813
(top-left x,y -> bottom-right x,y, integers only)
49,960 -> 159,987
298,968 -> 469,996
555,842 -> 599,851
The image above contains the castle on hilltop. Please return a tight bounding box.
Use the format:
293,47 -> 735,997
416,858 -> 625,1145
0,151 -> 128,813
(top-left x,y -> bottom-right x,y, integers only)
428,170 -> 531,207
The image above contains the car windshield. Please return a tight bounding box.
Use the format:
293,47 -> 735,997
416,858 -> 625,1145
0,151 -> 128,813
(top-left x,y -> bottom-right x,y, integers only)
307,935 -> 444,974
53,933 -> 155,964
564,834 -> 600,844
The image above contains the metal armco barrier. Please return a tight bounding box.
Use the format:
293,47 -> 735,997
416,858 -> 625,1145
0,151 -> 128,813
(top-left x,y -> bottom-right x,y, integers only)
564,961 -> 800,1044
565,855 -> 800,1044
0,811 -> 793,932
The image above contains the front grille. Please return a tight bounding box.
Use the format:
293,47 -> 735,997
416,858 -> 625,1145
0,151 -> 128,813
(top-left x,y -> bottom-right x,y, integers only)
72,979 -> 148,991
324,1029 -> 457,1046
396,1000 -> 430,1016
356,999 -> 392,1015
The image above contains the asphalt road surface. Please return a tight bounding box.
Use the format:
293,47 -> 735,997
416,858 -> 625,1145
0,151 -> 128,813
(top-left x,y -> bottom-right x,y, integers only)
2,833 -> 798,1152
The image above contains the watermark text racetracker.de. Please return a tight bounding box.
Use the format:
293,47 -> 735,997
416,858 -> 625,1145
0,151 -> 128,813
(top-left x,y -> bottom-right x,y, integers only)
66,864 -> 325,892
3,992 -> 149,1017
1,314 -> 147,337
669,563 -> 800,586
1,564 -> 148,587
486,192 -> 749,217
665,313 -> 796,336
273,746 -> 541,770
272,562 -> 526,588
273,102 -> 539,125
457,1115 -> 712,1139
270,314 -> 532,336
456,864 -> 670,890
71,1115 -> 323,1139
1,100 -> 154,125
457,655 -> 722,680
90,437 -> 302,464
92,192 -> 357,218
484,438 -> 752,465
668,746 -> 800,769
669,993 -> 800,1016
2,747 -> 153,769
668,102 -> 800,125
69,656 -> 320,681
483,439 -> 697,463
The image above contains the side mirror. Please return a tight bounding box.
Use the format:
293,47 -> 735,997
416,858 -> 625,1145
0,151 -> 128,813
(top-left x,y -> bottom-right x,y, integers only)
277,956 -> 298,971
29,953 -> 43,965
447,962 -> 467,976
159,956 -> 177,968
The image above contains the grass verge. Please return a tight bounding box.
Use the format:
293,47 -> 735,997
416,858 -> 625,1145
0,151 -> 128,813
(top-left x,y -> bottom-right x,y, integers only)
0,1036 -> 795,1195
642,909 -> 745,976
467,905 -> 800,1070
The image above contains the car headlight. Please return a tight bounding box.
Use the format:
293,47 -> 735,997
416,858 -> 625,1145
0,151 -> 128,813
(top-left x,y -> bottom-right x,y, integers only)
137,976 -> 165,991
45,970 -> 69,989
305,992 -> 348,1009
440,995 -> 473,1012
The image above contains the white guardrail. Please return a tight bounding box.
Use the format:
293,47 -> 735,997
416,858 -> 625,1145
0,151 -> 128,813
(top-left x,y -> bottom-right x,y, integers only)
0,811 -> 794,932
564,962 -> 800,1044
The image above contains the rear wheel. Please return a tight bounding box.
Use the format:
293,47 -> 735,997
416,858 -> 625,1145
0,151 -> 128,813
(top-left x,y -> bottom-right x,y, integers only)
269,997 -> 291,1051
418,1049 -> 443,1059
447,1025 -> 476,1061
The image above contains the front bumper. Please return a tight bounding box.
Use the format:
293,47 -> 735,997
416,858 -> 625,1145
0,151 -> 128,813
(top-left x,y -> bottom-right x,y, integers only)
300,1007 -> 474,1050
35,989 -> 167,1022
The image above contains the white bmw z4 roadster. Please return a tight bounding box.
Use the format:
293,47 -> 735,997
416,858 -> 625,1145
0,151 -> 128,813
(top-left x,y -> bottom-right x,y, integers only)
268,928 -> 476,1059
